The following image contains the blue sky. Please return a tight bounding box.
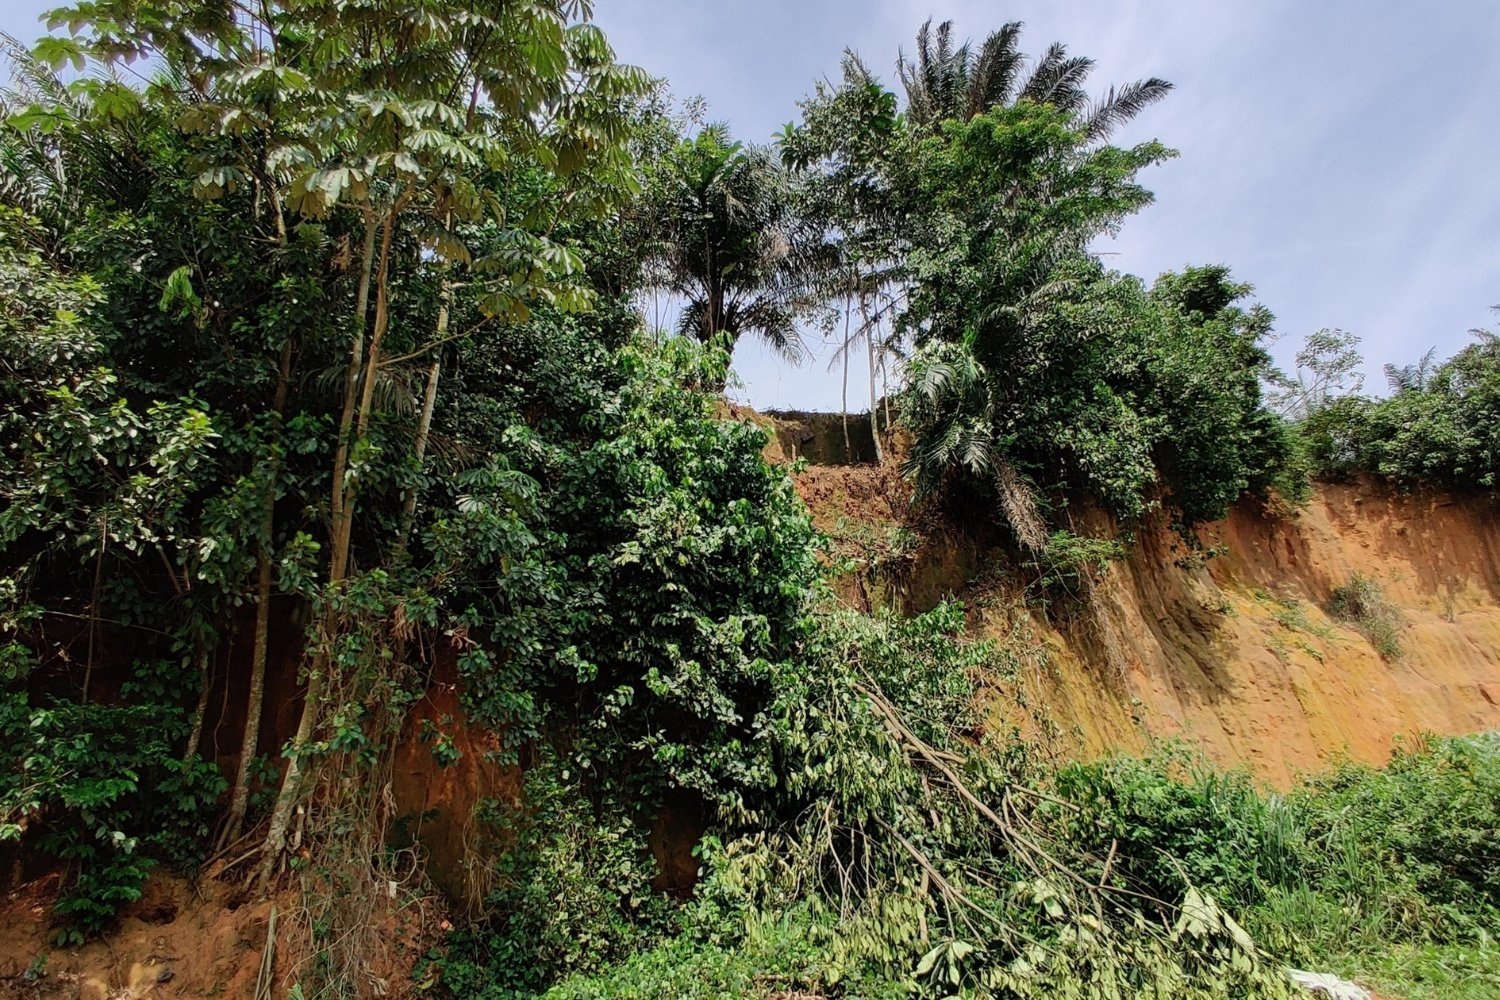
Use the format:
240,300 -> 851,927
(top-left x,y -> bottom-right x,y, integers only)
6,1 -> 1498,411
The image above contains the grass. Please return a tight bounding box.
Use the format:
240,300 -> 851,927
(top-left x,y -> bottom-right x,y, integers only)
1255,591 -> 1336,663
1335,940 -> 1500,1000
1327,573 -> 1405,660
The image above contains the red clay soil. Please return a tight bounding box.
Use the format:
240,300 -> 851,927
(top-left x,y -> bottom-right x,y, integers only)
0,869 -> 447,999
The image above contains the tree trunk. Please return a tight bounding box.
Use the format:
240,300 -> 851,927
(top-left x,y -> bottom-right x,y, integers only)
328,214 -> 379,585
255,212 -> 381,891
222,338 -> 294,849
183,634 -> 212,762
396,287 -> 447,563
861,296 -> 883,465
221,551 -> 272,849
882,356 -> 892,433
840,295 -> 852,458
353,213 -> 397,443
253,660 -> 321,890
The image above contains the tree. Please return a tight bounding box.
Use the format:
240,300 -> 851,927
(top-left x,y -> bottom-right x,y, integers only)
899,18 -> 1172,141
1302,330 -> 1500,490
782,52 -> 905,460
1385,346 -> 1440,394
44,0 -> 649,889
1267,327 -> 1365,420
897,101 -> 1173,540
642,123 -> 827,361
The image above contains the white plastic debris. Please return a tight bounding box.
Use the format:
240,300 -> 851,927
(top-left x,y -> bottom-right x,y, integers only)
1286,968 -> 1373,1000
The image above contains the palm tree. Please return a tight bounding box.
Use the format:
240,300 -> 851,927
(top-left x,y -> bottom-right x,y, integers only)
898,19 -> 1172,141
0,34 -> 149,249
901,340 -> 1048,552
646,124 -> 828,361
1384,347 -> 1440,394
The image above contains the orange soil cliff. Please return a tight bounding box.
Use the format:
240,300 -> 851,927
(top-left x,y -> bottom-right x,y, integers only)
788,459 -> 1500,786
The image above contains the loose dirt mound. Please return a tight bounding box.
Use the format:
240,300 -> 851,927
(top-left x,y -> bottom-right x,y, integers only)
0,870 -> 446,999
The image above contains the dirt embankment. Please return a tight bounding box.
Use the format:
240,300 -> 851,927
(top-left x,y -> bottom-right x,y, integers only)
1024,482 -> 1500,785
0,872 -> 445,999
788,454 -> 1500,786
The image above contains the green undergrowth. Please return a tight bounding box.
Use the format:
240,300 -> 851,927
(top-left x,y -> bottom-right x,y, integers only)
1334,939 -> 1500,1000
427,573 -> 1500,1000
1328,573 -> 1406,661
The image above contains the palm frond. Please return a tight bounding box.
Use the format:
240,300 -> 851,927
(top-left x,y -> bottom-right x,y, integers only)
1018,42 -> 1066,103
1384,347 -> 1438,394
967,22 -> 1024,118
1083,77 -> 1173,141
1021,49 -> 1095,110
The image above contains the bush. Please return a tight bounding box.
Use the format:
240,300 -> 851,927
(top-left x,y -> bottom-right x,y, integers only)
1327,573 -> 1404,660
439,754 -> 675,998
1027,529 -> 1126,609
0,692 -> 225,941
1297,337 -> 1500,493
1050,749 -> 1304,911
1297,734 -> 1500,938
539,909 -> 905,1000
1048,734 -> 1500,965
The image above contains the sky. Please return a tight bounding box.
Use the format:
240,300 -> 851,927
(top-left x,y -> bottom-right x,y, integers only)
5,1 -> 1498,412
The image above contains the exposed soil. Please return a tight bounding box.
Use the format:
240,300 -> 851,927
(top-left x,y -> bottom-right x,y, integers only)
788,458 -> 1500,786
0,869 -> 447,999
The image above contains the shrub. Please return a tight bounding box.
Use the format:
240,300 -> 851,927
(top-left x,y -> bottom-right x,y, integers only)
439,755 -> 675,998
1297,734 -> 1500,937
538,909 -> 904,1000
0,692 -> 225,941
1050,749 -> 1305,910
1048,734 -> 1500,965
1327,573 -> 1404,660
1027,529 -> 1126,609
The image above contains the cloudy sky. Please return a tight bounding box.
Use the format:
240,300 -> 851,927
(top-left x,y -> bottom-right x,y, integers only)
6,1 -> 1498,411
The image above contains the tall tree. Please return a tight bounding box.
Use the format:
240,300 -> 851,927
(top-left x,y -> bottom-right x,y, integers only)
643,124 -> 826,361
898,101 -> 1175,539
899,18 -> 1172,140
45,0 -> 648,887
1267,328 -> 1366,421
782,53 -> 904,456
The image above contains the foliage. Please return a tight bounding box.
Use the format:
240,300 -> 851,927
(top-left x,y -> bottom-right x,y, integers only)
1336,939 -> 1500,1000
898,18 -> 1172,141
524,726 -> 1500,1000
643,604 -> 1294,999
1297,332 -> 1500,491
446,337 -> 821,797
896,100 -> 1295,533
438,760 -> 673,997
895,103 -> 1170,528
1266,328 -> 1365,422
1327,573 -> 1404,660
1050,733 -> 1500,966
0,681 -> 224,940
538,908 -> 904,1000
636,123 -> 829,360
2,0 -> 651,957
1297,734 -> 1500,938
1026,530 -> 1126,607
0,5 -> 1493,998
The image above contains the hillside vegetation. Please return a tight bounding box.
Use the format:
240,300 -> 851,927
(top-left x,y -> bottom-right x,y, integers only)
0,5 -> 1496,998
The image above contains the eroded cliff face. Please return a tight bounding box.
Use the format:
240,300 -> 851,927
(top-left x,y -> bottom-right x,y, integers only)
788,455 -> 1500,787
1020,482 -> 1500,785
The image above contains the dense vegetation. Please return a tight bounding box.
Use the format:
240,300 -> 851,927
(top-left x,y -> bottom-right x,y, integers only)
0,5 -> 1495,999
